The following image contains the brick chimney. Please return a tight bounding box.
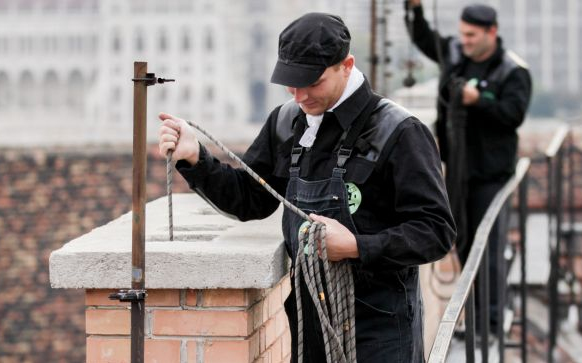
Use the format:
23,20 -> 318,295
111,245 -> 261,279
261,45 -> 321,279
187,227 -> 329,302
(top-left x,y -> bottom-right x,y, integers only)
50,194 -> 291,363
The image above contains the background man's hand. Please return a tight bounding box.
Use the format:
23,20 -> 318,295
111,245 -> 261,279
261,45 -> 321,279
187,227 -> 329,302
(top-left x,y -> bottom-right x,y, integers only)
158,112 -> 200,165
408,0 -> 421,8
309,214 -> 359,261
462,84 -> 480,105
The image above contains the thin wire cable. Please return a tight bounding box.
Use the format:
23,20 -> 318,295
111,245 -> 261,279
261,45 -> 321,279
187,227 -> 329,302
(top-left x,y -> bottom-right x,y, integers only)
170,119 -> 356,362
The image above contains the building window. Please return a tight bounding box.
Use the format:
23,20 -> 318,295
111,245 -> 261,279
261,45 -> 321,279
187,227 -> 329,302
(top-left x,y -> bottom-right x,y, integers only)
67,0 -> 83,13
90,35 -> 98,53
0,71 -> 10,108
18,0 -> 34,13
19,37 -> 33,54
51,36 -> 58,53
43,71 -> 59,108
248,0 -> 265,12
135,28 -> 144,52
182,29 -> 191,52
68,36 -> 76,52
130,0 -> 145,13
112,86 -> 121,104
182,87 -> 191,102
67,70 -> 84,112
112,30 -> 121,52
159,29 -> 167,51
158,87 -> 167,102
42,0 -> 59,12
203,0 -> 213,12
250,81 -> 266,123
19,71 -> 34,107
177,0 -> 193,12
205,86 -> 214,102
205,27 -> 214,52
0,0 -> 10,12
252,23 -> 264,49
0,37 -> 8,54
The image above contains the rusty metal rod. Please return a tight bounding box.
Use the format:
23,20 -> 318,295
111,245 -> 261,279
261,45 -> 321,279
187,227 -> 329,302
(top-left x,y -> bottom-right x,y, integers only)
131,61 -> 147,363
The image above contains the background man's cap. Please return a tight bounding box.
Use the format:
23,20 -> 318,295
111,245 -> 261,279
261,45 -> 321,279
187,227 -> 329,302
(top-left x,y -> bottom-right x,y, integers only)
270,13 -> 351,88
461,4 -> 497,27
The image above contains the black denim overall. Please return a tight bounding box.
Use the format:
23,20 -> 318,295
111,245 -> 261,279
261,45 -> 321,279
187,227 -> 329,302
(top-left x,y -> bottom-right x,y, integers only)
281,95 -> 423,363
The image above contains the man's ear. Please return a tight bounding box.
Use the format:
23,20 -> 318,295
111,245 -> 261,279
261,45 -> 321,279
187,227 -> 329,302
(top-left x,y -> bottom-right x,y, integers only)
342,55 -> 355,75
487,25 -> 498,37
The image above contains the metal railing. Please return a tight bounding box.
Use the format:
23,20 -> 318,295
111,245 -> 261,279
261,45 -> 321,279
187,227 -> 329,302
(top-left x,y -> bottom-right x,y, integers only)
546,125 -> 572,363
428,157 -> 531,363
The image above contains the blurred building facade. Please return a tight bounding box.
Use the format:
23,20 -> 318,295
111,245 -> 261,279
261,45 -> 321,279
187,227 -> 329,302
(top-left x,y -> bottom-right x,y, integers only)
0,0 -> 375,147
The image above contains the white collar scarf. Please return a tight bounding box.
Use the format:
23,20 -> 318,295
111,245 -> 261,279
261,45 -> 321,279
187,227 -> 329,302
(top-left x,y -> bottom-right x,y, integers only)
299,66 -> 365,147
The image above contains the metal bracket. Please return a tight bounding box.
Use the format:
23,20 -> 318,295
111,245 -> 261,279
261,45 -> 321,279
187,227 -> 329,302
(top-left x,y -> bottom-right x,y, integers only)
132,73 -> 175,86
109,289 -> 147,302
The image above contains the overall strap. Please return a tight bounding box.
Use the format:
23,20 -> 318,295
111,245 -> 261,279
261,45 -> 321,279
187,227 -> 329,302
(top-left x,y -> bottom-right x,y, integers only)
336,94 -> 383,168
290,117 -> 307,167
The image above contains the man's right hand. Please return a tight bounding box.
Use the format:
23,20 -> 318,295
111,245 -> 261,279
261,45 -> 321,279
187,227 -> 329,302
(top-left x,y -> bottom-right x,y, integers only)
158,112 -> 200,165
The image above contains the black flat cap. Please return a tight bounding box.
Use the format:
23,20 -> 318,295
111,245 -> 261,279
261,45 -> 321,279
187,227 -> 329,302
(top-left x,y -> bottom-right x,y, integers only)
461,4 -> 497,27
270,13 -> 351,88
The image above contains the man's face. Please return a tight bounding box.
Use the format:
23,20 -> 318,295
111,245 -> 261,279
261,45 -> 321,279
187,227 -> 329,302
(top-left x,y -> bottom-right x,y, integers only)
286,57 -> 353,115
459,21 -> 496,61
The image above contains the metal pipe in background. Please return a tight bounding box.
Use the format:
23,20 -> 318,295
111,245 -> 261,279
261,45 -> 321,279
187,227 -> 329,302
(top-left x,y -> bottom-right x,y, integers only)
369,0 -> 377,90
519,164 -> 529,363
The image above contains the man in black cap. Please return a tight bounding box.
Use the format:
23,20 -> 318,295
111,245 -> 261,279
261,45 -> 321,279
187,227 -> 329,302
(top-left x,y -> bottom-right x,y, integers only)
159,12 -> 455,362
406,0 -> 532,338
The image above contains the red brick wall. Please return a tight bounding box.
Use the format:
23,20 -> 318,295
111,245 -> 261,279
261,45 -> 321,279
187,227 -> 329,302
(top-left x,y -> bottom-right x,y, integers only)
0,145 -> 192,363
84,279 -> 291,363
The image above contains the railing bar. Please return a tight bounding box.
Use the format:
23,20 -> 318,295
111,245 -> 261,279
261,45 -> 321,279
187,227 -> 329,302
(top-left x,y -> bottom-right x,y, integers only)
427,158 -> 530,362
545,125 -> 569,159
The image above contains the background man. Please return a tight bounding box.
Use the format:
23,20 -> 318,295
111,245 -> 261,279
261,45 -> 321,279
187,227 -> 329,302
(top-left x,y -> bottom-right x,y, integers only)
160,12 -> 455,362
406,1 -> 532,335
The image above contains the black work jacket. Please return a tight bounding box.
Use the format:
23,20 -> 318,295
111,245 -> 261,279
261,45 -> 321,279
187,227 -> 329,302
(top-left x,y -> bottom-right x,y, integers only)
177,80 -> 455,273
407,5 -> 532,182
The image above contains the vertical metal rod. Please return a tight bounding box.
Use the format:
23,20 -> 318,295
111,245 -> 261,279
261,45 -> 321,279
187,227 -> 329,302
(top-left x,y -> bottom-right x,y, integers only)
465,285 -> 476,363
567,133 -> 576,314
479,248 -> 490,363
377,0 -> 387,95
548,155 -> 556,363
497,203 -> 506,363
131,61 -> 147,363
369,0 -> 377,90
557,148 -> 564,287
556,148 -> 565,347
519,167 -> 529,363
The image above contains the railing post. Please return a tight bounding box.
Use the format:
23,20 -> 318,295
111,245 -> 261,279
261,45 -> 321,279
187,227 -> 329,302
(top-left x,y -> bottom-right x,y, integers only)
548,153 -> 557,363
519,165 -> 529,363
497,202 -> 506,363
465,285 -> 476,363
479,249 -> 490,363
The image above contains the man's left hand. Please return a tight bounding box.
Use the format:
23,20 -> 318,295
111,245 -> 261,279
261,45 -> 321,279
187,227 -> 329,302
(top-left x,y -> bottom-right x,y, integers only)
309,214 -> 359,261
462,84 -> 480,105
